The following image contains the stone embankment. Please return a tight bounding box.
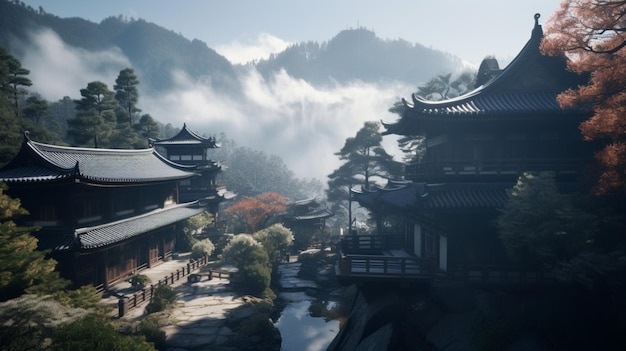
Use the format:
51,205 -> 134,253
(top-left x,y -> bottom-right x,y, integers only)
327,282 -> 625,350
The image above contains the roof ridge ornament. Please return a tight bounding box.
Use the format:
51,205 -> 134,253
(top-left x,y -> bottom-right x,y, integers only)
532,13 -> 543,38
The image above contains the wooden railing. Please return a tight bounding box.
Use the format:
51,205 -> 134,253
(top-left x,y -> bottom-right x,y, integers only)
337,254 -> 432,279
117,256 -> 230,317
339,234 -> 405,253
405,158 -> 585,181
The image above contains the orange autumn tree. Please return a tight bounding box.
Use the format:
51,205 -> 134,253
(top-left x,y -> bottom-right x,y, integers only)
541,0 -> 626,194
224,192 -> 287,233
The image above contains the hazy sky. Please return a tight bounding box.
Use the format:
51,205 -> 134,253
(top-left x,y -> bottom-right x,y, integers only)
21,0 -> 563,65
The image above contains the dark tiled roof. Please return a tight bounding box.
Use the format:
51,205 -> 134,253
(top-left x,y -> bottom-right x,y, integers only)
382,14 -> 588,136
424,185 -> 508,208
403,90 -> 562,119
0,137 -> 196,184
0,166 -> 68,182
33,229 -> 76,252
150,123 -> 218,147
292,209 -> 334,221
353,182 -> 509,210
76,202 -> 205,250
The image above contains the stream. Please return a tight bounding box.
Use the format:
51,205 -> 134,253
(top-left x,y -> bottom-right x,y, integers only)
274,262 -> 342,351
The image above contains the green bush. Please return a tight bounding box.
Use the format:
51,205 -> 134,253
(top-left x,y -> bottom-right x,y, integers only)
128,274 -> 151,289
191,238 -> 215,259
138,316 -> 166,350
231,260 -> 272,297
52,313 -> 155,351
145,285 -> 177,314
177,211 -> 213,252
221,234 -> 272,297
255,224 -> 293,267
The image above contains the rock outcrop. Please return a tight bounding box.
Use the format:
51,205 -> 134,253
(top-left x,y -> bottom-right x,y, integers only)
328,282 -> 625,350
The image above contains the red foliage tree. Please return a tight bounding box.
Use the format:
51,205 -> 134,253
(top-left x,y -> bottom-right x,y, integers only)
541,0 -> 626,194
224,192 -> 287,233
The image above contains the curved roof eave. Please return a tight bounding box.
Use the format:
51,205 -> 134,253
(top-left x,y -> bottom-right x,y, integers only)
28,139 -> 195,184
382,13 -> 586,135
151,123 -> 219,147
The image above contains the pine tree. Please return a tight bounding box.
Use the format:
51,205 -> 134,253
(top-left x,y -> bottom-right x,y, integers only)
327,121 -> 402,202
0,184 -> 68,301
114,68 -> 140,127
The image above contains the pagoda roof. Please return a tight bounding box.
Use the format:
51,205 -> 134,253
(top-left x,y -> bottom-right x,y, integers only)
382,14 -> 588,136
74,201 -> 205,251
150,123 -> 218,147
352,182 -> 509,210
0,133 -> 196,185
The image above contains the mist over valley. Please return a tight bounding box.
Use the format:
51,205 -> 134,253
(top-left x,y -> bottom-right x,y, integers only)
0,1 -> 468,183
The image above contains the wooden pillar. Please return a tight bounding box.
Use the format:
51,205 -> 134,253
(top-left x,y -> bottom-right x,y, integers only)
103,250 -> 109,290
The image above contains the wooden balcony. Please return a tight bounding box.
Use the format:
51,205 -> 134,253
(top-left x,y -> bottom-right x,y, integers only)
340,234 -> 405,254
336,235 -> 433,285
405,158 -> 585,181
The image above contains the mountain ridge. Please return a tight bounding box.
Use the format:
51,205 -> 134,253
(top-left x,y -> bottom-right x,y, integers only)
0,0 -> 463,94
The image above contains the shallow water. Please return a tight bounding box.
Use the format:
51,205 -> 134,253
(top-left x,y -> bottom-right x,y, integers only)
274,292 -> 340,351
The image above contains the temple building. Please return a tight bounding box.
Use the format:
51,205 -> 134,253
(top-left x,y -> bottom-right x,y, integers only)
0,132 -> 206,290
337,14 -> 593,285
149,123 -> 233,215
282,198 -> 333,250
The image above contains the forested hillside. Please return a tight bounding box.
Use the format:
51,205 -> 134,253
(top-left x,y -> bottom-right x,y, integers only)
0,0 -> 461,92
254,27 -> 460,85
0,0 -> 238,94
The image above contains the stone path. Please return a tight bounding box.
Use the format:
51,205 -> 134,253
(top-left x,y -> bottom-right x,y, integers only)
162,278 -> 244,350
101,254 -> 251,350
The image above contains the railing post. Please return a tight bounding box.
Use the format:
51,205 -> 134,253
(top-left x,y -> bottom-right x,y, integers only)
118,298 -> 127,317
187,263 -> 191,275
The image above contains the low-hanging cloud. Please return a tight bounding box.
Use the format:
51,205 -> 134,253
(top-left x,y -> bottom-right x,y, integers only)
143,67 -> 409,182
215,33 -> 291,65
21,28 -> 410,184
19,28 -> 130,101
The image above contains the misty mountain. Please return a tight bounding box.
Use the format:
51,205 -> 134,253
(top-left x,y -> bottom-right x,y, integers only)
0,0 -> 470,183
1,0 -> 462,93
0,0 -> 238,94
254,28 -> 461,86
